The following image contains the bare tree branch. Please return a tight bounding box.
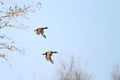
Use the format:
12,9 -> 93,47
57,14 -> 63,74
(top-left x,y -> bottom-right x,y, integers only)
56,57 -> 91,80
0,1 -> 41,66
0,42 -> 26,54
0,53 -> 12,68
111,64 -> 120,80
0,1 -> 41,29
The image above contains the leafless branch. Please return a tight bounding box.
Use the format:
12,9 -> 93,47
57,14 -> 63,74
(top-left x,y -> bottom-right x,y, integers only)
56,57 -> 91,80
0,43 -> 26,54
0,34 -> 13,40
111,64 -> 120,80
0,1 -> 42,29
0,53 -> 12,68
0,1 -> 41,66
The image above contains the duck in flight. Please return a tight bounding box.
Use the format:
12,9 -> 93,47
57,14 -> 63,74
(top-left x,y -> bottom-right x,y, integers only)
34,27 -> 48,38
42,51 -> 58,64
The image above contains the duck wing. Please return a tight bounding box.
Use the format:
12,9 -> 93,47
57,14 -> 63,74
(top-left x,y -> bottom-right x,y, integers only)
41,30 -> 46,38
49,56 -> 54,64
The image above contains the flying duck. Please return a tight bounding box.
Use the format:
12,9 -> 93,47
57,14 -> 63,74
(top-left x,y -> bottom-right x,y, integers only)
34,27 -> 48,38
42,51 -> 58,64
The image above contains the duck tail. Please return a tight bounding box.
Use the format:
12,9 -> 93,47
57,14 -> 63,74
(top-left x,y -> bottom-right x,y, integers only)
44,27 -> 48,29
42,53 -> 45,55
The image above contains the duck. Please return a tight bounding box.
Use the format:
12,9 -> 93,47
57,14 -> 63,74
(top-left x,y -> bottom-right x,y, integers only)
34,27 -> 48,38
42,51 -> 58,64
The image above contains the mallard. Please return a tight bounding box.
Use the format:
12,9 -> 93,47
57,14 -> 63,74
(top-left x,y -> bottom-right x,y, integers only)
34,27 -> 48,38
42,51 -> 58,64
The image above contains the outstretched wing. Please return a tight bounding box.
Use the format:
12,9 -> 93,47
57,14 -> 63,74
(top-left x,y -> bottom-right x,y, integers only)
41,30 -> 46,38
49,56 -> 54,64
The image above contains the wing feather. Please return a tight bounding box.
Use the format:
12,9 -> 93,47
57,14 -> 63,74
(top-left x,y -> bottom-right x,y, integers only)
41,30 -> 46,38
49,56 -> 54,64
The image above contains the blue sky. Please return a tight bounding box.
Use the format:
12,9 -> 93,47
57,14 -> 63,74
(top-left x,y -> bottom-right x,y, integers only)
0,0 -> 120,80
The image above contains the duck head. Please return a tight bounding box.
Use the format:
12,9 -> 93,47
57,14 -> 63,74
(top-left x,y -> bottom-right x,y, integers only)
34,29 -> 37,31
42,53 -> 46,55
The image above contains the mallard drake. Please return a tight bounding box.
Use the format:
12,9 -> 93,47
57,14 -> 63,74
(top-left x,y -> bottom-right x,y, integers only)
42,51 -> 58,64
34,27 -> 48,38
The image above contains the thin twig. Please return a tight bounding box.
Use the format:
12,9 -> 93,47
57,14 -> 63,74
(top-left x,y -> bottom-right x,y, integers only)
0,53 -> 12,68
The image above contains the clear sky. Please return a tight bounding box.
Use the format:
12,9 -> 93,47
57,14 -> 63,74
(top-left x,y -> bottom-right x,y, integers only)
0,0 -> 120,80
